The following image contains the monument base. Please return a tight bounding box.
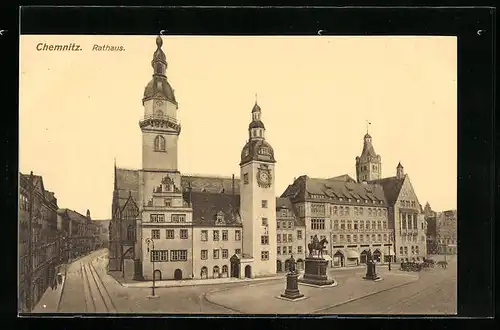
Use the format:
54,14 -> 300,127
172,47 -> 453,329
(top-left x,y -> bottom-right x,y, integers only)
298,257 -> 336,287
281,272 -> 305,300
363,261 -> 381,281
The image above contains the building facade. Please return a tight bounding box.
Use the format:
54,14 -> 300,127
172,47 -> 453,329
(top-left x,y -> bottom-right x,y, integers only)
423,202 -> 438,254
18,172 -> 60,313
108,36 -> 277,281
56,208 -> 97,260
436,209 -> 457,255
279,133 -> 427,266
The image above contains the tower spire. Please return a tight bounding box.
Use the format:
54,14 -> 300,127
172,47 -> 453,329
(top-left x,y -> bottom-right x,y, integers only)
255,92 -> 258,104
366,120 -> 371,134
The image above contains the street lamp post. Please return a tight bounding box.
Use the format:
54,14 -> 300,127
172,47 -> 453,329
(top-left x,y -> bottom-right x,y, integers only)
145,237 -> 157,297
388,230 -> 394,271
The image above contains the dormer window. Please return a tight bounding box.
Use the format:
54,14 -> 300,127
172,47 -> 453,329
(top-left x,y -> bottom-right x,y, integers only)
154,135 -> 166,152
216,211 -> 224,224
258,147 -> 269,155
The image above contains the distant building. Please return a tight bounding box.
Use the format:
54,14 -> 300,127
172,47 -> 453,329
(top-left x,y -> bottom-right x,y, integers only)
436,209 -> 457,254
92,219 -> 110,249
424,202 -> 438,254
18,172 -> 60,313
56,208 -> 94,259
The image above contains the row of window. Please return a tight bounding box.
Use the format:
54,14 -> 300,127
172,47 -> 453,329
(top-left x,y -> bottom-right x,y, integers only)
151,249 -> 188,262
308,204 -> 388,217
201,230 -> 241,242
201,249 -> 237,260
276,232 -> 302,243
308,195 -> 385,205
333,219 -> 388,231
332,233 -> 388,243
277,221 -> 294,229
399,246 -> 420,255
277,246 -> 303,255
400,200 -> 417,208
151,229 -> 188,240
400,214 -> 421,230
150,214 -> 186,223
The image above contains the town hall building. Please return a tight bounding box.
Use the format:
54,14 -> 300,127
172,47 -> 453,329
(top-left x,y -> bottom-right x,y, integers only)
108,36 -> 277,281
108,36 -> 427,281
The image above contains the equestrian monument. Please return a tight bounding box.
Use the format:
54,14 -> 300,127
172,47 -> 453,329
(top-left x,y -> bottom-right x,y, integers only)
298,235 -> 336,287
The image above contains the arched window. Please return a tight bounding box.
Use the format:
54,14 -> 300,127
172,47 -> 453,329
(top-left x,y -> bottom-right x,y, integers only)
222,265 -> 228,274
127,225 -> 135,241
154,135 -> 166,152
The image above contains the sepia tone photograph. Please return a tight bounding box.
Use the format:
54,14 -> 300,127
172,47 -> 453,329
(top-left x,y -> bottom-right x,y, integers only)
19,34 -> 457,315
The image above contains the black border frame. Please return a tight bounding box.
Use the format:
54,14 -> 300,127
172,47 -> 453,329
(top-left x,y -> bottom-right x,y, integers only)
2,5 -> 495,323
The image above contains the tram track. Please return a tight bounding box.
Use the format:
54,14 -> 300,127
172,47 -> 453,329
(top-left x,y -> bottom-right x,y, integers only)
80,260 -> 117,313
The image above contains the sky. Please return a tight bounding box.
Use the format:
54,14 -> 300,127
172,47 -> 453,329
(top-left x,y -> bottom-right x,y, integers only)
19,35 -> 457,219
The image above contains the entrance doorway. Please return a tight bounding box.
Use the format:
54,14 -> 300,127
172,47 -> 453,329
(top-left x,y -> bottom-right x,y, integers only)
153,269 -> 162,281
333,251 -> 345,267
213,266 -> 220,278
373,249 -> 381,262
360,250 -> 368,264
174,269 -> 182,280
230,254 -> 240,278
277,260 -> 282,272
200,266 -> 208,279
244,265 -> 252,278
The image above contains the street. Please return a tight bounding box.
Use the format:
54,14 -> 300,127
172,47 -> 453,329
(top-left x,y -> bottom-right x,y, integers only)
53,249 -> 456,314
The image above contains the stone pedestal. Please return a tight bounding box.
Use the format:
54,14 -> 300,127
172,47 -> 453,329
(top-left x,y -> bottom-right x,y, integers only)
363,261 -> 381,280
281,272 -> 304,300
298,257 -> 335,286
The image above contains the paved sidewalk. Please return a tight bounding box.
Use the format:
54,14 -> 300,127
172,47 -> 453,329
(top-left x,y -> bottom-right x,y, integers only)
109,264 -> 391,289
110,271 -> 287,288
32,265 -> 67,313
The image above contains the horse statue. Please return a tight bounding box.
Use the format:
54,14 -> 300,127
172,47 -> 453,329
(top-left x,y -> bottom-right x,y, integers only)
308,237 -> 329,258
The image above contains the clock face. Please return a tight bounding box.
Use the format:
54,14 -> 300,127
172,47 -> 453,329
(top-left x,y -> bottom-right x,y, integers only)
257,168 -> 272,188
259,171 -> 269,183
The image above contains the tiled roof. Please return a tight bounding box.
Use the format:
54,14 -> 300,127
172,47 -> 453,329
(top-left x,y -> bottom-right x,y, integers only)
367,176 -> 405,205
115,168 -> 140,209
181,175 -> 240,194
188,191 -> 241,227
281,175 -> 387,204
327,174 -> 356,182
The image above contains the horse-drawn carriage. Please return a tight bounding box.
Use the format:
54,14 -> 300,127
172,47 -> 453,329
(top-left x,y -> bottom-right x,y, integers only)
400,261 -> 423,272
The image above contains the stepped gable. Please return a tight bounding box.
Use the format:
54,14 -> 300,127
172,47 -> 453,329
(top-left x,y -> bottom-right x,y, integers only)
189,191 -> 241,227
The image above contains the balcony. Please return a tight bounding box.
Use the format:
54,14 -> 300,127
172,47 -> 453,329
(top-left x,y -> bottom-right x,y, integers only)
139,114 -> 181,132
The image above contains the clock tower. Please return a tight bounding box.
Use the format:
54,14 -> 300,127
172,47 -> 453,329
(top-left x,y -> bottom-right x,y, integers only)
140,36 -> 182,198
239,101 -> 277,277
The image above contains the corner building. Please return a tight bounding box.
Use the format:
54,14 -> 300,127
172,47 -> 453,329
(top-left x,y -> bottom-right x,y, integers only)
279,133 -> 428,267
108,36 -> 276,280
